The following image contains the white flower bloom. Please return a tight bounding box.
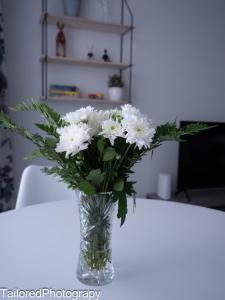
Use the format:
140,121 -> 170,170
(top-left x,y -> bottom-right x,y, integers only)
63,106 -> 107,137
100,119 -> 124,145
63,106 -> 95,125
124,116 -> 156,149
60,105 -> 155,150
89,110 -> 109,136
121,104 -> 141,121
109,108 -> 123,123
55,123 -> 91,158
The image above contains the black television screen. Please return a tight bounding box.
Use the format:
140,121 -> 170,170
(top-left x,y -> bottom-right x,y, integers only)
177,121 -> 225,191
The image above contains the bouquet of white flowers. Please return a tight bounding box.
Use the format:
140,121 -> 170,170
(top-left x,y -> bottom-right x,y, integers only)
0,100 -> 210,286
0,100 -> 208,225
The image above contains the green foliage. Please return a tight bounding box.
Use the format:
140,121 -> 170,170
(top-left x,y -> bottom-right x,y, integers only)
79,180 -> 96,195
35,123 -> 58,137
97,137 -> 106,156
11,99 -> 62,127
108,74 -> 124,88
113,178 -> 124,192
80,194 -> 113,270
86,169 -> 105,187
0,99 -> 212,225
153,121 -> 211,144
117,192 -> 127,226
103,147 -> 117,161
181,123 -> 213,136
0,110 -> 44,147
24,149 -> 43,160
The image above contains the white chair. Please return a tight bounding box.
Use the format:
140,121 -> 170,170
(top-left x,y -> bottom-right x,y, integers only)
16,165 -> 76,209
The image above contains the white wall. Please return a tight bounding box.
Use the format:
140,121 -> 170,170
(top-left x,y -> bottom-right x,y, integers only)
3,0 -> 225,204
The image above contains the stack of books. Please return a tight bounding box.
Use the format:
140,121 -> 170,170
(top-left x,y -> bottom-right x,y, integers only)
49,84 -> 80,97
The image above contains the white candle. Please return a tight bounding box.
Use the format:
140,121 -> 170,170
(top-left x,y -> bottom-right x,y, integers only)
157,173 -> 172,200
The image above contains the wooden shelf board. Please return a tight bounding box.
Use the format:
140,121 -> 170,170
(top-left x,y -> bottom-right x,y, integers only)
41,96 -> 128,105
41,13 -> 132,35
40,56 -> 130,70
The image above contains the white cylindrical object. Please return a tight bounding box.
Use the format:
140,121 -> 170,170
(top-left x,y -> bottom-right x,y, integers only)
108,87 -> 124,102
157,173 -> 172,200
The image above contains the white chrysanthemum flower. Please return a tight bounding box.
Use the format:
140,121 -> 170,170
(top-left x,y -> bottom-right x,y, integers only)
121,104 -> 141,120
89,110 -> 109,136
63,106 -> 107,137
100,119 -> 124,145
123,116 -> 156,149
109,108 -> 123,123
55,123 -> 91,158
62,106 -> 94,124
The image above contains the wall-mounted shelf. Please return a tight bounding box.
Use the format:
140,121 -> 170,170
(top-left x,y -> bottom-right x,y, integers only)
40,56 -> 131,70
40,12 -> 133,35
41,0 -> 134,104
41,96 -> 128,105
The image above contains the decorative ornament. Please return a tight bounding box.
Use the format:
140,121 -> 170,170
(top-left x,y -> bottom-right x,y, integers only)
102,49 -> 111,62
56,23 -> 66,57
87,45 -> 94,60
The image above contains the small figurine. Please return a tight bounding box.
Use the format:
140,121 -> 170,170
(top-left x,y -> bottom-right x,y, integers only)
88,93 -> 104,100
56,23 -> 66,57
102,49 -> 111,62
87,45 -> 94,60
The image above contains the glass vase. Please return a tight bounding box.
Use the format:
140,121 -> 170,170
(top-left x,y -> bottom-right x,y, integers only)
97,0 -> 112,22
76,191 -> 115,286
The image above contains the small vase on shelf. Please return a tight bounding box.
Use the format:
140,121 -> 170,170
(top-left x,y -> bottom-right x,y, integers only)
97,0 -> 112,22
63,0 -> 81,17
108,74 -> 124,102
108,87 -> 124,102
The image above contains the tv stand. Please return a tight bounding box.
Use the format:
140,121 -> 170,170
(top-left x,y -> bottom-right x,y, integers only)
146,188 -> 225,211
187,188 -> 225,210
175,189 -> 192,202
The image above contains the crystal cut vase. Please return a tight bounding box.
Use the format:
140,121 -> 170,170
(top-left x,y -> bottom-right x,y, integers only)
76,192 -> 115,286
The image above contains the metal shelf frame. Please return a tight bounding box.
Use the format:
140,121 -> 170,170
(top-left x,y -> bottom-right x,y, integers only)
41,0 -> 134,103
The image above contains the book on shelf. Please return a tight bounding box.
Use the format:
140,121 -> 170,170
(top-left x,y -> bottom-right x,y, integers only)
49,93 -> 80,97
49,90 -> 80,96
49,84 -> 79,92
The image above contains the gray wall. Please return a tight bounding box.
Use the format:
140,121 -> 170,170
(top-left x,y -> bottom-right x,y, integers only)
3,0 -> 225,203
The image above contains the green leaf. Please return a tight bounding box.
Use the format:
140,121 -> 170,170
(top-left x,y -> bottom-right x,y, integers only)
42,166 -> 59,176
79,180 -> 96,195
0,110 -> 44,147
97,137 -> 106,156
86,169 -> 105,187
182,123 -> 214,136
117,192 -> 128,226
45,137 -> 57,148
35,123 -> 57,136
24,149 -> 43,160
103,147 -> 116,162
113,178 -> 124,192
11,99 -> 62,126
125,181 -> 136,196
154,122 -> 212,144
41,137 -> 59,160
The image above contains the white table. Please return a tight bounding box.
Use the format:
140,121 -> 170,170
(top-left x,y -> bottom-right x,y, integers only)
0,199 -> 225,300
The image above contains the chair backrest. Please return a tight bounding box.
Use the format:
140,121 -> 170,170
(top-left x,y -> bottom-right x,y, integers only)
16,165 -> 76,209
